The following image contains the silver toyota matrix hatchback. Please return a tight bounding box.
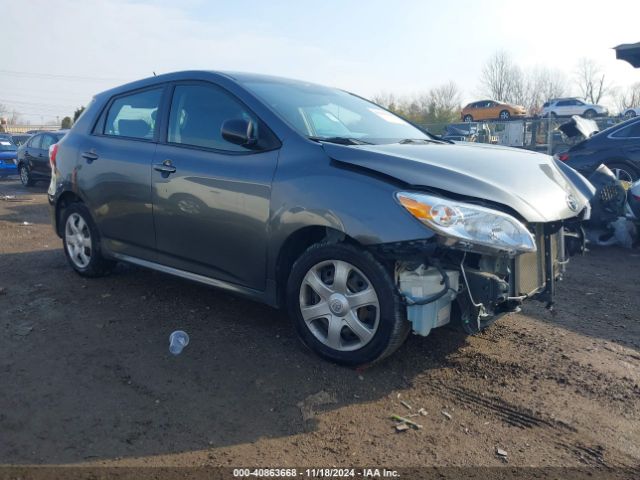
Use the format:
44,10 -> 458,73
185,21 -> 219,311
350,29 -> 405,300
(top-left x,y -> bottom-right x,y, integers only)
48,71 -> 592,365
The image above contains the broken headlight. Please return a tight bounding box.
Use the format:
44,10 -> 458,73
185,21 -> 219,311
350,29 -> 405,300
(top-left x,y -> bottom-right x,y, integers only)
396,192 -> 536,254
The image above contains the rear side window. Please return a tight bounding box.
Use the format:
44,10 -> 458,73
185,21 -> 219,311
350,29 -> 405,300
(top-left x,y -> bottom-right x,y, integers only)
104,88 -> 162,140
29,135 -> 42,148
167,84 -> 258,152
611,121 -> 640,139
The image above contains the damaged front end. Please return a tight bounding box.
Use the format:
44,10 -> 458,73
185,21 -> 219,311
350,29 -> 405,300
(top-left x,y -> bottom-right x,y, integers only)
375,196 -> 587,337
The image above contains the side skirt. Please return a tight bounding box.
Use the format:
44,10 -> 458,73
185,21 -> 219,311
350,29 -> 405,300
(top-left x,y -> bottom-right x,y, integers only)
110,252 -> 278,307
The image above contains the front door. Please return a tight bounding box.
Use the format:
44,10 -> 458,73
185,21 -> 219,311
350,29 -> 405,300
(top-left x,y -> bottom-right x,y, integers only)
152,82 -> 279,290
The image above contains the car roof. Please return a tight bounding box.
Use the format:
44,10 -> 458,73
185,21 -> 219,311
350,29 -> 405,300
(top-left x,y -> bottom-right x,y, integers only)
95,70 -> 332,100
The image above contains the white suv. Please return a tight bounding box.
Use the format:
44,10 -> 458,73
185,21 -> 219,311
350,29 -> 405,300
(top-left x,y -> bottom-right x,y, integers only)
541,98 -> 608,118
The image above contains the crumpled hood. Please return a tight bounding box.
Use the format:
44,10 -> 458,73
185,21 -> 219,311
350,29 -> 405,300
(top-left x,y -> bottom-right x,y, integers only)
558,115 -> 599,139
323,142 -> 589,223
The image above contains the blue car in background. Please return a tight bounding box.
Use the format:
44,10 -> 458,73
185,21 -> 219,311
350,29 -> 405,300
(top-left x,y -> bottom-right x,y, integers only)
0,137 -> 19,177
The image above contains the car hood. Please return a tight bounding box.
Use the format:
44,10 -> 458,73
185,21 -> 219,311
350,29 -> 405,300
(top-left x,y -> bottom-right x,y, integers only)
323,142 -> 589,223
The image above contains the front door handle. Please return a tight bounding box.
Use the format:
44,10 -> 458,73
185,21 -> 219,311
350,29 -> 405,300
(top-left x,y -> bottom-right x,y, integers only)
81,151 -> 99,162
153,159 -> 176,175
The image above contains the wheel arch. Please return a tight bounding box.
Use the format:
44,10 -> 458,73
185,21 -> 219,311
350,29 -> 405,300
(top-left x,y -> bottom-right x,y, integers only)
274,225 -> 361,308
54,191 -> 84,237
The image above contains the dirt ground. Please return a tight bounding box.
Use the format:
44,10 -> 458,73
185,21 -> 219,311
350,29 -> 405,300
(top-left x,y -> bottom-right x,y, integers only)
1,177 -> 639,477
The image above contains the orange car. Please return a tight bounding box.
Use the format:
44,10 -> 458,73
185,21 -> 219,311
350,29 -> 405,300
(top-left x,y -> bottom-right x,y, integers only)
461,100 -> 527,122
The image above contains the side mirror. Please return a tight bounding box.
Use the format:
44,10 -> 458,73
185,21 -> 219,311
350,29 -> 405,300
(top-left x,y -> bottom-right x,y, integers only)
221,118 -> 257,147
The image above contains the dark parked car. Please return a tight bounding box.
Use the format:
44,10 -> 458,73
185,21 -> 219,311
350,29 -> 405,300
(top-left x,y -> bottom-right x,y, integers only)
9,134 -> 32,146
48,71 -> 590,365
16,131 -> 66,186
560,117 -> 640,181
0,137 -> 18,177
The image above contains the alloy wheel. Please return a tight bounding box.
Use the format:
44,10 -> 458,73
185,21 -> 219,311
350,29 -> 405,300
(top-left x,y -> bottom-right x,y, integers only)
299,260 -> 380,352
65,213 -> 92,268
20,165 -> 29,185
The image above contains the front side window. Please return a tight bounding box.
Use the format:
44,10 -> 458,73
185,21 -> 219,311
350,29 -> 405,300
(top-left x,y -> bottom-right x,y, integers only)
41,134 -> 56,150
243,79 -> 431,144
167,84 -> 258,152
104,88 -> 162,140
29,135 -> 42,149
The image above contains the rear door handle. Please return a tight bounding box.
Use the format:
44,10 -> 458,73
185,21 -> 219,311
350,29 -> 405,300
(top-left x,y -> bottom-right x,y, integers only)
153,160 -> 176,175
81,151 -> 99,162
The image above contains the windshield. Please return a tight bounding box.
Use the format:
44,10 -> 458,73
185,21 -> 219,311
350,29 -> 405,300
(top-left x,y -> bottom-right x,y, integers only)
0,139 -> 17,151
243,79 -> 431,144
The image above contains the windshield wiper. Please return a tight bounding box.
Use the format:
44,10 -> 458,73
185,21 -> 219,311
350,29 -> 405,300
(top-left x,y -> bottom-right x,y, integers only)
398,138 -> 451,145
309,136 -> 371,145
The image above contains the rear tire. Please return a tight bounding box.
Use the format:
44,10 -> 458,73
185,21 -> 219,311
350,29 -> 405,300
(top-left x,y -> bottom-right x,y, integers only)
583,109 -> 596,119
61,203 -> 115,277
624,110 -> 636,119
286,242 -> 410,366
19,163 -> 33,187
463,114 -> 473,122
499,110 -> 511,120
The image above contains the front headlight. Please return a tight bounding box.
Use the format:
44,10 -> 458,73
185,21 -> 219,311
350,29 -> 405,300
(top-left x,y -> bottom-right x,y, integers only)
396,192 -> 536,254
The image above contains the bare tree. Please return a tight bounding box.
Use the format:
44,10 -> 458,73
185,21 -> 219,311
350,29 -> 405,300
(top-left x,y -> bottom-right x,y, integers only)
8,110 -> 23,125
371,92 -> 400,111
521,67 -> 568,114
425,81 -> 462,123
479,51 -> 521,102
574,58 -> 609,104
613,82 -> 640,113
371,82 -> 462,125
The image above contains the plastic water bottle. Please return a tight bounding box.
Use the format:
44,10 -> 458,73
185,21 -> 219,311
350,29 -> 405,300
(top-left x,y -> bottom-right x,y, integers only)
169,330 -> 190,355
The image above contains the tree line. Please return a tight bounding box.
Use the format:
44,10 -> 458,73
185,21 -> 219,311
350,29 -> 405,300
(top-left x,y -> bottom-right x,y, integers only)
373,50 -> 640,124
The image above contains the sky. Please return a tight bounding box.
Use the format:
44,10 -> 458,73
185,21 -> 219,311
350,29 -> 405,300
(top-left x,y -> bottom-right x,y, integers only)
1,0 -> 639,123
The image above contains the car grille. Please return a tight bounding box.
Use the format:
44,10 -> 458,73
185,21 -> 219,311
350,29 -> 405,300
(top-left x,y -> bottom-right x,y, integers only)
514,225 -> 560,296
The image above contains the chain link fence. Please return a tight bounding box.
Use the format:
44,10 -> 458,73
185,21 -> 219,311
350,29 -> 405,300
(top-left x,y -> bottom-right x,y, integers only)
419,116 -> 624,155
0,125 -> 60,134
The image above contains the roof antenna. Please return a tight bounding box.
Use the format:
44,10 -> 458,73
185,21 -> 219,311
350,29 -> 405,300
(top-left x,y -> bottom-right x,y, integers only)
153,71 -> 157,76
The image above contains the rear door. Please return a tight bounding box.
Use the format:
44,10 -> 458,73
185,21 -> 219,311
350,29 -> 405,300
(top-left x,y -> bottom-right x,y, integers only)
486,101 -> 500,119
570,99 -> 585,116
474,101 -> 489,120
151,81 -> 280,290
74,86 -> 166,260
24,134 -> 43,173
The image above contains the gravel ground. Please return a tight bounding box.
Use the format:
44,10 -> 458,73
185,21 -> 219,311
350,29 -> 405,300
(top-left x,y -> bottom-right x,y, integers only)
1,177 -> 639,477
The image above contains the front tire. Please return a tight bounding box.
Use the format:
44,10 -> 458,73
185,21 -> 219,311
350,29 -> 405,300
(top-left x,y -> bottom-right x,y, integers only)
19,163 -> 33,187
499,110 -> 511,120
583,109 -> 596,119
61,203 -> 115,277
605,162 -> 638,182
287,242 -> 410,366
